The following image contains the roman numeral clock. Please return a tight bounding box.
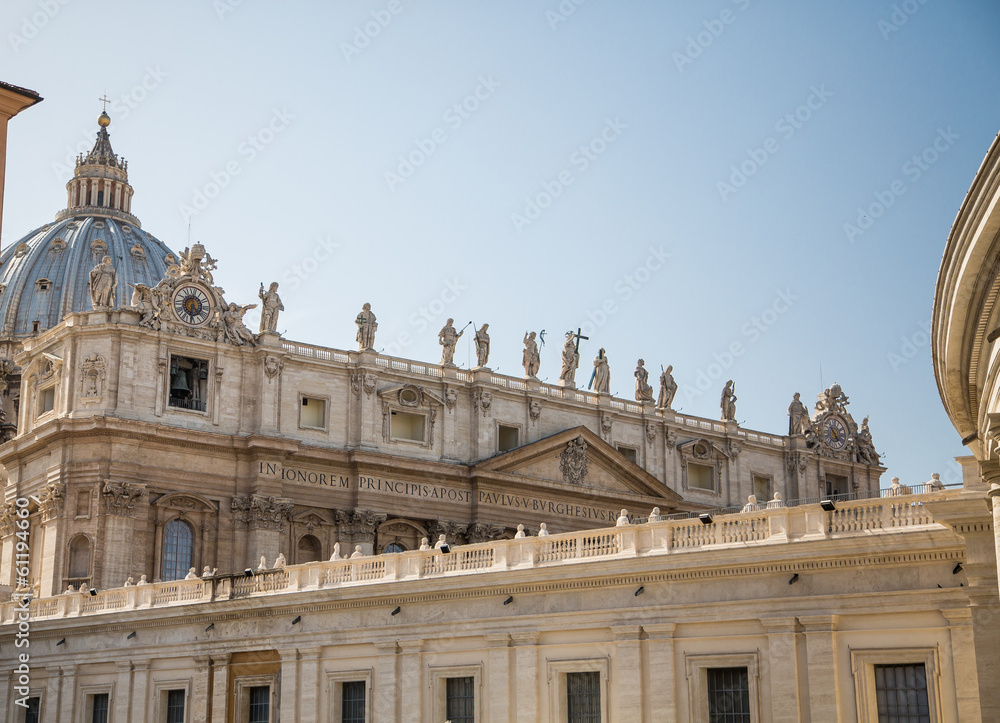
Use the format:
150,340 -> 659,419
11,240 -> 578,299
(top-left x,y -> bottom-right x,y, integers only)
172,284 -> 212,326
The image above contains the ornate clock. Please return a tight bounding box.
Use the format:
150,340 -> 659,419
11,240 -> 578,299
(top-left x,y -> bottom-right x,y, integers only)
172,285 -> 212,326
820,417 -> 848,450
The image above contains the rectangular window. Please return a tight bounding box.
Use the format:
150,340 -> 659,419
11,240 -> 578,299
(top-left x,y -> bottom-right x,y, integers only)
390,410 -> 425,442
707,667 -> 751,723
41,387 -> 55,414
752,475 -> 770,501
874,664 -> 930,722
498,424 -> 519,452
567,671 -> 601,722
300,396 -> 327,429
688,462 -> 715,491
24,697 -> 40,723
341,680 -> 366,723
91,693 -> 110,723
168,355 -> 209,412
166,689 -> 185,723
248,686 -> 270,723
826,473 -> 849,498
616,445 -> 638,464
445,677 -> 475,723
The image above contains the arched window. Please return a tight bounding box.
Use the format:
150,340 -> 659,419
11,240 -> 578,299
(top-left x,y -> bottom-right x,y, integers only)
296,535 -> 322,564
162,519 -> 194,581
68,535 -> 91,579
383,542 -> 406,554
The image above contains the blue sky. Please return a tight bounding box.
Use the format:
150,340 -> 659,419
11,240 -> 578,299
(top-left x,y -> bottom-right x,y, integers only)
3,0 -> 1000,488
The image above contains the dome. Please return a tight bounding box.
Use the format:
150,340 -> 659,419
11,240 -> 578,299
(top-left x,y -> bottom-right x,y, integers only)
0,112 -> 177,338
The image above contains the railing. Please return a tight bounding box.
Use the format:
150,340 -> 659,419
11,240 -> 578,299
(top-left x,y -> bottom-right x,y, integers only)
1,489 -> 960,624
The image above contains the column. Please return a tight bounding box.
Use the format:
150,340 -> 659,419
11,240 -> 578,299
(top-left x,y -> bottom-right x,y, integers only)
373,642 -> 398,723
398,640 -> 423,723
209,654 -> 230,723
278,648 -> 300,721
484,634 -> 511,723
0,669 -> 10,722
611,626 -> 643,722
644,624 -> 677,723
130,661 -> 151,722
511,632 -> 540,721
760,617 -> 803,722
941,608 -> 982,721
58,665 -> 77,721
191,656 -> 211,723
297,647 -> 322,722
797,614 -> 839,720
114,662 -> 131,722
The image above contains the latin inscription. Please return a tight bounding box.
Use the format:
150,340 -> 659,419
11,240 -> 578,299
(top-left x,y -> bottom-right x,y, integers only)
259,462 -> 617,521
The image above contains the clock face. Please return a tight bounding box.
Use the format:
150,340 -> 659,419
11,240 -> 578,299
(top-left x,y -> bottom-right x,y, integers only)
821,417 -> 848,450
172,285 -> 212,326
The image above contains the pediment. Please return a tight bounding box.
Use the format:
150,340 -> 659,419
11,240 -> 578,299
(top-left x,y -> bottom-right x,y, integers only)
474,426 -> 682,503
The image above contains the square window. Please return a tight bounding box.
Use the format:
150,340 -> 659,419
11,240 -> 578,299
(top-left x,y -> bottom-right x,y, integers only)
498,424 -> 519,452
826,473 -> 848,497
166,690 -> 186,723
341,680 -> 366,723
707,667 -> 751,722
688,462 -> 715,491
445,677 -> 475,723
40,386 -> 55,414
752,475 -> 770,501
851,649 -> 939,723
300,396 -> 327,429
616,445 -> 638,464
390,410 -> 425,442
248,686 -> 270,723
91,692 -> 110,723
168,355 -> 209,412
567,671 -> 601,722
874,664 -> 930,720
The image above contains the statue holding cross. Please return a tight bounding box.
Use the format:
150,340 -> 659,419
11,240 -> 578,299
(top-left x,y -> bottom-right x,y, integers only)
559,328 -> 588,387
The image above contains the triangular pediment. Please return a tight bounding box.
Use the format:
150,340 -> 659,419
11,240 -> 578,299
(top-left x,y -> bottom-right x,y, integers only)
473,426 -> 682,504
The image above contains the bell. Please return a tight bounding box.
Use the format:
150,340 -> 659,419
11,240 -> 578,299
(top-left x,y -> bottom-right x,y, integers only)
170,369 -> 191,398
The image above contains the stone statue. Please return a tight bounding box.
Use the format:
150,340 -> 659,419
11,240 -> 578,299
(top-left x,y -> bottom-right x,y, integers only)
590,349 -> 610,394
741,495 -> 760,513
350,545 -> 365,558
184,567 -> 199,579
137,574 -> 148,586
434,534 -> 448,549
788,392 -> 809,435
538,523 -> 549,537
89,255 -> 117,308
522,331 -> 540,378
721,380 -> 737,421
766,492 -> 785,509
419,537 -> 431,551
257,555 -> 267,570
474,324 -> 490,367
559,332 -> 580,384
274,553 -> 286,568
356,303 -> 377,350
129,283 -> 161,330
258,282 -> 284,333
634,359 -> 654,403
330,542 -> 342,561
657,365 -> 678,410
514,524 -> 526,538
855,416 -> 879,465
616,509 -> 630,527
648,507 -> 662,522
220,303 -> 257,346
438,318 -> 464,366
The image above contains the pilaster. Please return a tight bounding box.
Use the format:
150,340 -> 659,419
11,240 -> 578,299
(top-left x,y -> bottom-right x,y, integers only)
760,616 -> 803,722
398,640 -> 423,723
797,614 -> 839,721
374,641 -> 398,723
484,634 -> 511,723
643,623 -> 677,723
512,632 -> 540,721
611,625 -> 643,722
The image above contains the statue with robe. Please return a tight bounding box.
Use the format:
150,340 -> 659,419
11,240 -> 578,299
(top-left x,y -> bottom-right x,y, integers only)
657,365 -> 678,410
559,332 -> 580,384
523,331 -> 540,378
356,303 -> 377,350
258,282 -> 284,333
89,255 -> 117,308
474,323 -> 490,367
590,348 -> 610,394
634,359 -> 654,402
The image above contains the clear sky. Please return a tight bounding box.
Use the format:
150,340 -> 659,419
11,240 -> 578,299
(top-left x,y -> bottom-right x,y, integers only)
3,1 -> 999,489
